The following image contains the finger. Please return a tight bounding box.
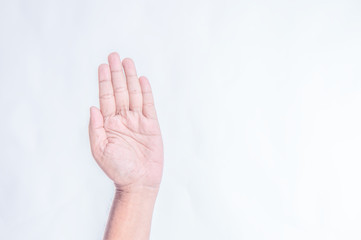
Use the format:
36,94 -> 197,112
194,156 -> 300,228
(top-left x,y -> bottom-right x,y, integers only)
89,106 -> 107,161
108,52 -> 129,115
98,64 -> 116,118
122,58 -> 142,112
139,76 -> 157,119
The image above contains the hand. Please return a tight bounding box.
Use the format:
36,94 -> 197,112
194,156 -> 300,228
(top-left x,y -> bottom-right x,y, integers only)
89,52 -> 163,193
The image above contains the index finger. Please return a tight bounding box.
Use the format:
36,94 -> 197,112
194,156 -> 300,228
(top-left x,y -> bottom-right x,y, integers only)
98,64 -> 116,118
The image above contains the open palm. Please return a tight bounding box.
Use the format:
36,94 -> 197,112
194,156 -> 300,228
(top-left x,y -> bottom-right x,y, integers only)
89,52 -> 163,191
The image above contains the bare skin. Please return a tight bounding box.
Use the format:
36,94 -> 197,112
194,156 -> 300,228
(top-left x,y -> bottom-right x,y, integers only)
88,52 -> 164,240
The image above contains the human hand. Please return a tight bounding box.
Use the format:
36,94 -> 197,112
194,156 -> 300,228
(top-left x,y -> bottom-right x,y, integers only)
89,52 -> 163,193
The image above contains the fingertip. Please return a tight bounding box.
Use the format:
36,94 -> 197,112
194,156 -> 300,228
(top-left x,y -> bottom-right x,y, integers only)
90,106 -> 98,114
139,76 -> 152,90
90,106 -> 103,124
98,63 -> 108,71
108,51 -> 119,58
98,64 -> 111,81
108,52 -> 121,63
98,63 -> 110,76
122,57 -> 134,67
139,75 -> 147,80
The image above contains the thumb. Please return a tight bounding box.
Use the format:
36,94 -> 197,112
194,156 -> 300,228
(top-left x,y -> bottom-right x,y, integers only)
89,106 -> 107,161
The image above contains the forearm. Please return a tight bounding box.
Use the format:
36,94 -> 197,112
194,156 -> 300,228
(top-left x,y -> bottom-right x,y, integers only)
103,186 -> 159,240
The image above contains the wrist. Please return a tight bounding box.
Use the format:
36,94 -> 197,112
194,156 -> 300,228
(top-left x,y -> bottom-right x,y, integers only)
104,183 -> 159,240
114,183 -> 159,202
114,180 -> 160,193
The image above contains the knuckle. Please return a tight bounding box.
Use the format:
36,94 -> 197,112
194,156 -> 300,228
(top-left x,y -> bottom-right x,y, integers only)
129,88 -> 141,94
143,102 -> 154,107
126,74 -> 138,79
99,93 -> 114,100
114,86 -> 128,94
99,78 -> 110,83
111,69 -> 123,76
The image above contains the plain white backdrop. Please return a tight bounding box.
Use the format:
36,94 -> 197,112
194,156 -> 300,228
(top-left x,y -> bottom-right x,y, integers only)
1,0 -> 361,239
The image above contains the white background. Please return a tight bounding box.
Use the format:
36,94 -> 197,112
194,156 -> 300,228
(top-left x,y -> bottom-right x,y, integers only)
1,0 -> 361,239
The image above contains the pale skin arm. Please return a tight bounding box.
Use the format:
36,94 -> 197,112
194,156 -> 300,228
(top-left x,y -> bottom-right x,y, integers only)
88,52 -> 164,240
